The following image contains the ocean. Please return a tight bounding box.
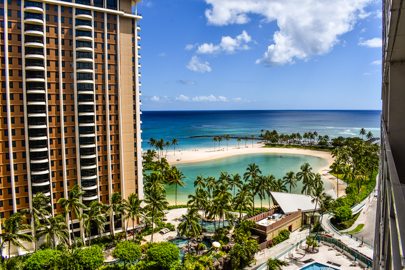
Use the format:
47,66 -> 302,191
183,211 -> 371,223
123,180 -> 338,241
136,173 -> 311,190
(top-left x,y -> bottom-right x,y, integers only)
141,110 -> 381,151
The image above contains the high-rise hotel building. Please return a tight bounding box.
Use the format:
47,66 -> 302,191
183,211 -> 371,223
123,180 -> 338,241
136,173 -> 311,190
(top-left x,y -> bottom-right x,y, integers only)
0,0 -> 143,249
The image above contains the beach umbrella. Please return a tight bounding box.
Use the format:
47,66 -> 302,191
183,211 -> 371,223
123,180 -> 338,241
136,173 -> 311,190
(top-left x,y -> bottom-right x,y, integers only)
355,254 -> 357,261
318,236 -> 320,243
212,241 -> 221,248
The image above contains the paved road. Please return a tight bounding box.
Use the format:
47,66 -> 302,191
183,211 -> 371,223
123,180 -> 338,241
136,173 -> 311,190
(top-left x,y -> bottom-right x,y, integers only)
353,195 -> 377,245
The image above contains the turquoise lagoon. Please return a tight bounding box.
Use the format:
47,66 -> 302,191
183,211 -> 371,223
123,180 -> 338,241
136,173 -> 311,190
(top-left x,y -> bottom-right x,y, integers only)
164,153 -> 331,205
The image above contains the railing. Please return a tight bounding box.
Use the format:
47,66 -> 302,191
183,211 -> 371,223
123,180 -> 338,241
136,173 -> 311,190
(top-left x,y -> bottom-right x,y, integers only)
374,118 -> 405,269
256,235 -> 373,270
252,210 -> 302,234
25,1 -> 43,8
76,20 -> 92,26
76,9 -> 91,15
25,13 -> 43,20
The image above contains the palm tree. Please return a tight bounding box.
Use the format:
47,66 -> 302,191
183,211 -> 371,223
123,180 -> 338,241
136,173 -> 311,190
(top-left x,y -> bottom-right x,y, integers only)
155,139 -> 165,158
366,131 -> 373,140
124,193 -> 144,241
297,163 -> 315,195
267,258 -> 287,270
359,128 -> 366,139
144,171 -> 166,194
108,192 -> 126,237
22,193 -> 50,251
187,188 -> 207,211
272,179 -> 288,193
310,186 -> 324,236
58,184 -> 87,248
229,173 -> 243,198
171,138 -> 178,156
165,166 -> 186,206
233,186 -> 252,221
315,194 -> 334,237
218,136 -> 223,149
313,173 -> 324,191
225,134 -> 231,150
194,174 -> 206,189
251,134 -> 255,147
0,213 -> 34,258
264,174 -> 276,208
153,158 -> 169,172
144,188 -> 169,243
205,176 -> 216,198
36,214 -> 69,248
256,176 -> 267,210
244,163 -> 262,214
82,201 -> 106,246
212,136 -> 218,151
178,207 -> 202,252
149,137 -> 156,150
244,136 -> 249,147
283,171 -> 297,193
237,137 -> 241,148
165,141 -> 171,157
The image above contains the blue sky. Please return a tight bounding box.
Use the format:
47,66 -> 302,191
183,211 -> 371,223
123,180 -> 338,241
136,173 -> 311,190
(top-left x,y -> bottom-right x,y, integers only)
135,0 -> 382,111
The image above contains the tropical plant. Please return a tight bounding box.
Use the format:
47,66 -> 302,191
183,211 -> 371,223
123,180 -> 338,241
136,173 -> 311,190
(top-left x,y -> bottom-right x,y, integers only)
149,137 -> 156,150
82,201 -> 106,246
233,186 -> 252,221
237,137 -> 241,148
22,192 -> 50,252
0,213 -> 34,258
144,171 -> 166,194
35,214 -> 69,249
272,179 -> 288,193
244,136 -> 249,147
229,173 -> 243,198
225,134 -> 231,150
165,141 -> 171,157
366,131 -> 373,140
178,208 -> 202,252
359,128 -> 366,139
256,175 -> 267,210
75,245 -> 104,270
171,138 -> 179,156
153,158 -> 169,172
229,223 -> 260,269
267,258 -> 287,270
165,166 -> 186,206
251,134 -> 255,147
145,242 -> 180,269
187,188 -> 207,211
244,163 -> 262,214
124,193 -> 144,242
283,171 -> 297,193
212,136 -> 218,151
106,192 -> 125,237
297,163 -> 315,195
24,249 -> 61,270
264,174 -> 276,208
144,188 -> 169,242
330,159 -> 344,197
112,241 -> 142,270
218,136 -> 223,149
57,184 -> 87,248
194,174 -> 206,189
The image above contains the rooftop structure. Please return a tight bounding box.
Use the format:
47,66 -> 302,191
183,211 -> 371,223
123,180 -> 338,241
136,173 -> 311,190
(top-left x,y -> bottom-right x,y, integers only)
270,191 -> 321,214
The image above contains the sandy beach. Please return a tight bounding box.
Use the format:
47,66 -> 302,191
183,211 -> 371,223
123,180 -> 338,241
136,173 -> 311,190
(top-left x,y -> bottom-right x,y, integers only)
159,142 -> 346,197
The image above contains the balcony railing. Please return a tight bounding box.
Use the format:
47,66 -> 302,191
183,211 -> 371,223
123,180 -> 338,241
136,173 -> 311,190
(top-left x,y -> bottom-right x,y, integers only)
28,128 -> 47,137
375,118 -> 405,270
76,9 -> 91,15
25,13 -> 43,20
25,48 -> 44,55
76,20 -> 92,26
79,126 -> 95,135
76,30 -> 92,37
76,41 -> 92,48
30,151 -> 48,160
27,105 -> 46,114
26,60 -> 44,67
79,137 -> 95,145
78,105 -> 94,113
25,1 -> 43,8
29,140 -> 47,149
79,115 -> 94,124
32,185 -> 50,195
25,36 -> 43,43
25,24 -> 43,32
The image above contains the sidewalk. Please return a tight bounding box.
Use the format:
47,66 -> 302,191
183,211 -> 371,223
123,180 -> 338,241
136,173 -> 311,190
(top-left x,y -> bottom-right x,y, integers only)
246,230 -> 310,270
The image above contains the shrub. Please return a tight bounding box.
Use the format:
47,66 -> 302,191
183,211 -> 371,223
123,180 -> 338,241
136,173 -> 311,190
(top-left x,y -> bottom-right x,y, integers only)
165,222 -> 176,231
77,245 -> 104,270
334,206 -> 352,222
24,249 -> 61,270
113,241 -> 142,267
146,242 -> 180,269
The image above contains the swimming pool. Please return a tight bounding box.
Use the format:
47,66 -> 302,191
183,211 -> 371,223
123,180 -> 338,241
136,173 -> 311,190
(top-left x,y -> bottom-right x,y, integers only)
169,237 -> 212,261
300,262 -> 339,269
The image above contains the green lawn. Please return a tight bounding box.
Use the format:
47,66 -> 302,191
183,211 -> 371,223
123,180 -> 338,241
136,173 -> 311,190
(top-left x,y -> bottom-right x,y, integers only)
347,224 -> 364,234
331,212 -> 361,230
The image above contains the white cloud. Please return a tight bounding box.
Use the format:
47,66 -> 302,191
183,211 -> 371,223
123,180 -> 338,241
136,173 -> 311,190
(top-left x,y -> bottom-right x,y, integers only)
358,37 -> 382,48
168,80 -> 196,85
186,56 -> 212,73
175,95 -> 190,102
374,10 -> 382,18
196,30 -> 252,54
371,60 -> 381,65
363,72 -> 372,75
233,97 -> 251,102
148,96 -> 170,102
204,0 -> 374,66
158,53 -> 166,57
185,44 -> 198,50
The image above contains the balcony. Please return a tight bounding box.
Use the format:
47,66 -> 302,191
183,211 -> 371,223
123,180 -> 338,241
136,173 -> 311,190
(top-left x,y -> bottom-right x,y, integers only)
75,9 -> 92,20
31,174 -> 50,187
76,31 -> 92,42
25,36 -> 43,47
82,190 -> 98,201
79,126 -> 95,135
24,24 -> 43,36
30,151 -> 48,161
78,104 -> 94,113
24,1 -> 43,13
78,114 -> 94,123
82,180 -> 97,190
28,116 -> 46,128
81,164 -> 97,170
80,147 -> 95,156
79,137 -> 95,146
81,158 -> 96,167
27,105 -> 46,114
30,162 -> 49,174
24,13 -> 43,24
82,174 -> 97,180
32,185 -> 50,195
28,128 -> 46,138
75,25 -> 92,31
29,140 -> 47,151
26,59 -> 45,71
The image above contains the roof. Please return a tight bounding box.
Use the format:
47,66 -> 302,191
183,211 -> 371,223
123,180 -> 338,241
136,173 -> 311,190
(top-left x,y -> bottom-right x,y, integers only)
270,191 -> 319,214
270,189 -> 337,214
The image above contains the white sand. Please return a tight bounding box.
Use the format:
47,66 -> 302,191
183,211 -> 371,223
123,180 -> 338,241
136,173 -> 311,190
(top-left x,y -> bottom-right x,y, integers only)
158,142 -> 345,197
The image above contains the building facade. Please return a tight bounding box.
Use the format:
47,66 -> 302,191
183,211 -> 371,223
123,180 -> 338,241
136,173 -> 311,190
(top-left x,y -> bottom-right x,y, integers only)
0,0 -> 143,250
373,0 -> 405,269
